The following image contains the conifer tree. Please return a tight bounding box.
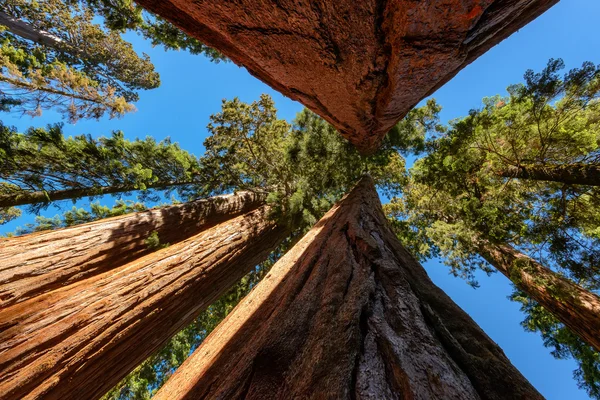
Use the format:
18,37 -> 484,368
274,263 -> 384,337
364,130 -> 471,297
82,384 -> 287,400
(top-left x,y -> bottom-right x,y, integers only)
388,59 -> 600,398
0,122 -> 200,224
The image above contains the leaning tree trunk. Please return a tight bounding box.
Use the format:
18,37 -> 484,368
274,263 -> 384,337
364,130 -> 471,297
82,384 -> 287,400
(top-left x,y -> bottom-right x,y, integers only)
0,190 -> 264,307
155,176 -> 542,400
477,239 -> 600,352
0,180 -> 194,208
0,206 -> 288,400
0,11 -> 64,49
499,163 -> 600,186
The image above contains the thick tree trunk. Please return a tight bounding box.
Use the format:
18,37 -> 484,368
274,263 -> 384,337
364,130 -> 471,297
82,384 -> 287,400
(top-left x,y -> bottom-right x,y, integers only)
0,206 -> 288,400
155,176 -> 542,400
0,191 -> 265,308
477,240 -> 600,352
0,180 -> 193,208
499,163 -> 600,186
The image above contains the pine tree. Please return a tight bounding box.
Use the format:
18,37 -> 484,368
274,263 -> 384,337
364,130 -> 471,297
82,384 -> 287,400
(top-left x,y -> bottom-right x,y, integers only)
0,122 -> 201,224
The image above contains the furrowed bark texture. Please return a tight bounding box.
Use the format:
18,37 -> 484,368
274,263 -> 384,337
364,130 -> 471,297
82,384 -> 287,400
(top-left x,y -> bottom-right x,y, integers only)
478,240 -> 600,352
500,163 -> 600,186
155,177 -> 542,400
135,0 -> 556,153
0,206 -> 288,400
0,180 -> 192,208
0,191 -> 265,308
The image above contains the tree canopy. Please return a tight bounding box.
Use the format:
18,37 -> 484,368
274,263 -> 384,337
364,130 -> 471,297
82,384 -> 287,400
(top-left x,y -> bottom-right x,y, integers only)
0,0 -> 226,122
386,59 -> 600,398
0,122 -> 200,224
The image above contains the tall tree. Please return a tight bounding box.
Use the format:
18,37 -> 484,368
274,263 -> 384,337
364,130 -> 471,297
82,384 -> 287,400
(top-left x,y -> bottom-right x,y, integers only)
0,205 -> 288,400
154,176 -> 542,400
0,0 -> 162,120
0,190 -> 265,307
198,94 -> 407,230
102,243 -> 290,400
0,122 -> 200,223
389,59 -> 600,397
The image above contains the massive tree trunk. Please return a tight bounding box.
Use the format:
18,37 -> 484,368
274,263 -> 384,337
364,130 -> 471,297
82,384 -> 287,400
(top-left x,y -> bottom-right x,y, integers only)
135,0 -> 556,153
0,180 -> 194,208
0,191 -> 265,308
499,163 -> 600,186
155,176 -> 542,400
477,240 -> 600,352
0,206 -> 288,400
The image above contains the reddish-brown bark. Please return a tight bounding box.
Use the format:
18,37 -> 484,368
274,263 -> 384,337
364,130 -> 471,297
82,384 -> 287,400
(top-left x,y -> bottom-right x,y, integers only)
135,0 -> 556,153
0,191 -> 264,307
155,177 -> 542,400
478,240 -> 600,352
0,206 -> 287,400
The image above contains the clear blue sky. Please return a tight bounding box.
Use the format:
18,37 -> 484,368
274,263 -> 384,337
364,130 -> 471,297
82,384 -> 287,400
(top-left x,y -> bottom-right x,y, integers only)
2,0 -> 599,398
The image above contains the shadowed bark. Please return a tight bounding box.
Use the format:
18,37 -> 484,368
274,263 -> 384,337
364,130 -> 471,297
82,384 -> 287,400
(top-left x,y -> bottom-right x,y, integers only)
499,163 -> 600,186
134,0 -> 556,153
477,240 -> 600,352
155,176 -> 542,400
0,206 -> 288,400
0,191 -> 265,307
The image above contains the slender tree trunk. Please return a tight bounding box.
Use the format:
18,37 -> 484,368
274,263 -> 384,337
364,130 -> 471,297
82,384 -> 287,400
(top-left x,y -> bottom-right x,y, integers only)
499,163 -> 600,186
0,11 -> 64,48
0,191 -> 265,307
155,176 -> 542,400
0,205 -> 288,400
477,240 -> 600,352
0,180 -> 193,208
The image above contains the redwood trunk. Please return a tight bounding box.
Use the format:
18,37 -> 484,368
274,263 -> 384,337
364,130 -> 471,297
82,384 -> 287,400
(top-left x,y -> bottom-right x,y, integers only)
0,206 -> 288,400
155,177 -> 542,400
477,240 -> 600,352
0,191 -> 264,307
0,180 -> 193,208
499,163 -> 600,186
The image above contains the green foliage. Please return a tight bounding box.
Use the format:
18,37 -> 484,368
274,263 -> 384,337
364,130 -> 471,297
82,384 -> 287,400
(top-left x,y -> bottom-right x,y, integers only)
78,0 -> 227,62
387,59 -> 600,396
144,231 -> 168,250
0,122 -> 200,220
511,288 -> 600,398
1,0 -> 162,121
198,94 -> 407,231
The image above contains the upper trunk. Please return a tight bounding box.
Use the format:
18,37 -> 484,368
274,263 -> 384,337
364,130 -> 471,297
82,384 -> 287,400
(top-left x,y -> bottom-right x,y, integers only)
477,240 -> 600,352
499,163 -> 600,186
155,176 -> 541,400
0,191 -> 265,307
134,0 -> 556,153
0,11 -> 64,49
0,206 -> 288,400
0,180 -> 193,208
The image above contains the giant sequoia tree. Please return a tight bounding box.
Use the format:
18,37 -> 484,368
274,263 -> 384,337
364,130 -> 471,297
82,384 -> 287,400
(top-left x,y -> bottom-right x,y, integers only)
389,59 -> 600,397
0,203 -> 288,400
154,177 -> 542,399
0,190 -> 265,307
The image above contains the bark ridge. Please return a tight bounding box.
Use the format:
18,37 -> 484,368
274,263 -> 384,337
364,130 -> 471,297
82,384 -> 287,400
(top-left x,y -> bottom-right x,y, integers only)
155,176 -> 542,400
